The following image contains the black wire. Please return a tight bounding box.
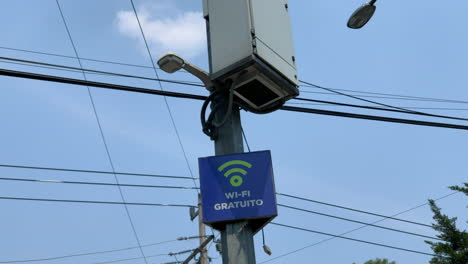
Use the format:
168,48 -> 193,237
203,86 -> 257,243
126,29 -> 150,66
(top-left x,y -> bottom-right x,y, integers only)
270,222 -> 440,257
299,86 -> 468,104
54,2 -> 149,263
260,191 -> 459,263
3,68 -> 468,131
0,46 -> 156,69
129,0 -> 198,194
277,193 -> 432,227
281,105 -> 468,131
94,252 -> 168,264
293,97 -> 468,122
0,56 -> 204,88
6,56 -> 468,120
1,44 -> 466,106
2,44 -> 466,106
0,240 -> 175,263
277,204 -> 440,241
299,80 -> 468,122
6,55 -> 468,118
0,196 -> 193,207
288,102 -> 468,111
0,177 -> 199,190
0,164 -> 196,180
241,124 -> 252,152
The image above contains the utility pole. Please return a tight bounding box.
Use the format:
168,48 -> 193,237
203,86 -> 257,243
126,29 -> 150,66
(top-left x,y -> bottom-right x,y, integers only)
212,90 -> 256,264
197,194 -> 209,264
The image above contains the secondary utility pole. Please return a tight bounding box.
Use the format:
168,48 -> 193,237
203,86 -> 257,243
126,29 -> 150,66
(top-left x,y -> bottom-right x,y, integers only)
212,90 -> 256,264
197,194 -> 209,264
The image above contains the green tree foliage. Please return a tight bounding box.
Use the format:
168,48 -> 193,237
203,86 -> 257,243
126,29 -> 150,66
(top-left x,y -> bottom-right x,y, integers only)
425,183 -> 468,264
353,258 -> 396,264
450,183 -> 468,196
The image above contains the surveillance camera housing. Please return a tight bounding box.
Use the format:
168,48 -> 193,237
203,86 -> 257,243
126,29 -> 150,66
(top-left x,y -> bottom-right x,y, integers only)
204,0 -> 299,113
157,53 -> 185,73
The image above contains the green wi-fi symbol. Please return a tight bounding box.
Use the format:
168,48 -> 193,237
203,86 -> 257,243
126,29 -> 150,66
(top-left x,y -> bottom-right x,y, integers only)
218,160 -> 253,187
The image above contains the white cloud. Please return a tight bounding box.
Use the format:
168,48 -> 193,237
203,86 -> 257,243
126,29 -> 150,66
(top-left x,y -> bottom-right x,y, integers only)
116,6 -> 206,59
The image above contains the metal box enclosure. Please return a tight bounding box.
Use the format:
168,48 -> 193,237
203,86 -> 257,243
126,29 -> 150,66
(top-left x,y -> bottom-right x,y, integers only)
203,0 -> 299,113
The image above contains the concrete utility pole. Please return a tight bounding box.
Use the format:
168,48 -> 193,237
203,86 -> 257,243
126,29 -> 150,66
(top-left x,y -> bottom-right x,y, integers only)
212,90 -> 256,264
197,194 -> 209,264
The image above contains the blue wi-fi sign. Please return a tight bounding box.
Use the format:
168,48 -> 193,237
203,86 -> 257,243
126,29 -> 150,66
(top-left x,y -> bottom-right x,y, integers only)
198,150 -> 277,230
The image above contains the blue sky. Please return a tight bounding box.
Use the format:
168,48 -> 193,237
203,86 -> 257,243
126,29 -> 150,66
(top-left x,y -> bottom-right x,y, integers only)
0,0 -> 466,263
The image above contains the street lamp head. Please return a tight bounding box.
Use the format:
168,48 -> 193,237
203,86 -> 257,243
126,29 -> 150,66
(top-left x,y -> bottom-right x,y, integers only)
347,0 -> 377,29
157,52 -> 185,73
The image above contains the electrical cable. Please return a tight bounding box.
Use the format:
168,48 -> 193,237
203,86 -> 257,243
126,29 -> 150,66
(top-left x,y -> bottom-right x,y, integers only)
0,164 -> 196,180
277,192 -> 432,227
94,253 -> 168,264
277,204 -> 440,241
281,105 -> 468,130
0,240 -> 176,263
0,46 -> 156,70
299,80 -> 468,122
293,97 -> 468,122
299,84 -> 468,104
129,0 -> 199,194
0,196 -> 193,207
200,90 -> 222,139
2,44 -> 466,105
0,56 -> 204,88
200,79 -> 235,139
3,68 -> 468,131
211,80 -> 235,128
0,177 -> 199,190
270,222 -> 440,257
1,44 -> 466,106
260,191 -> 459,263
3,55 -> 468,123
288,101 -> 468,111
55,1 -> 149,263
241,124 -> 252,152
5,55 -> 468,118
299,89 -> 468,104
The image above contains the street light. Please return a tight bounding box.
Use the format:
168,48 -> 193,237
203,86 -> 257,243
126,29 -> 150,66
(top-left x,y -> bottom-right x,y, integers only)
157,52 -> 213,91
347,0 -> 377,29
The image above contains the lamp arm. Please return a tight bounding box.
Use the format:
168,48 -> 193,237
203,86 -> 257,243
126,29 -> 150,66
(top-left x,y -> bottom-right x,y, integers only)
182,63 -> 213,91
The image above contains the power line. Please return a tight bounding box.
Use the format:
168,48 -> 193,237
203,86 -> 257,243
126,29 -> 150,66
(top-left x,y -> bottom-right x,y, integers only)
277,204 -> 440,241
270,222 -> 440,257
260,191 -> 459,263
0,164 -> 196,180
2,43 -> 466,106
281,105 -> 468,131
0,56 -> 204,88
94,253 -> 168,264
0,240 -> 176,263
129,0 -> 199,193
0,68 -> 207,100
293,97 -> 468,122
2,44 -> 466,106
0,196 -> 193,207
0,177 -> 198,190
300,87 -> 468,104
299,83 -> 452,101
6,55 -> 468,123
3,68 -> 468,131
288,102 -> 468,111
55,3 -> 150,262
299,80 -> 468,122
5,55 -> 468,120
277,193 -> 431,227
0,46 -> 156,69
